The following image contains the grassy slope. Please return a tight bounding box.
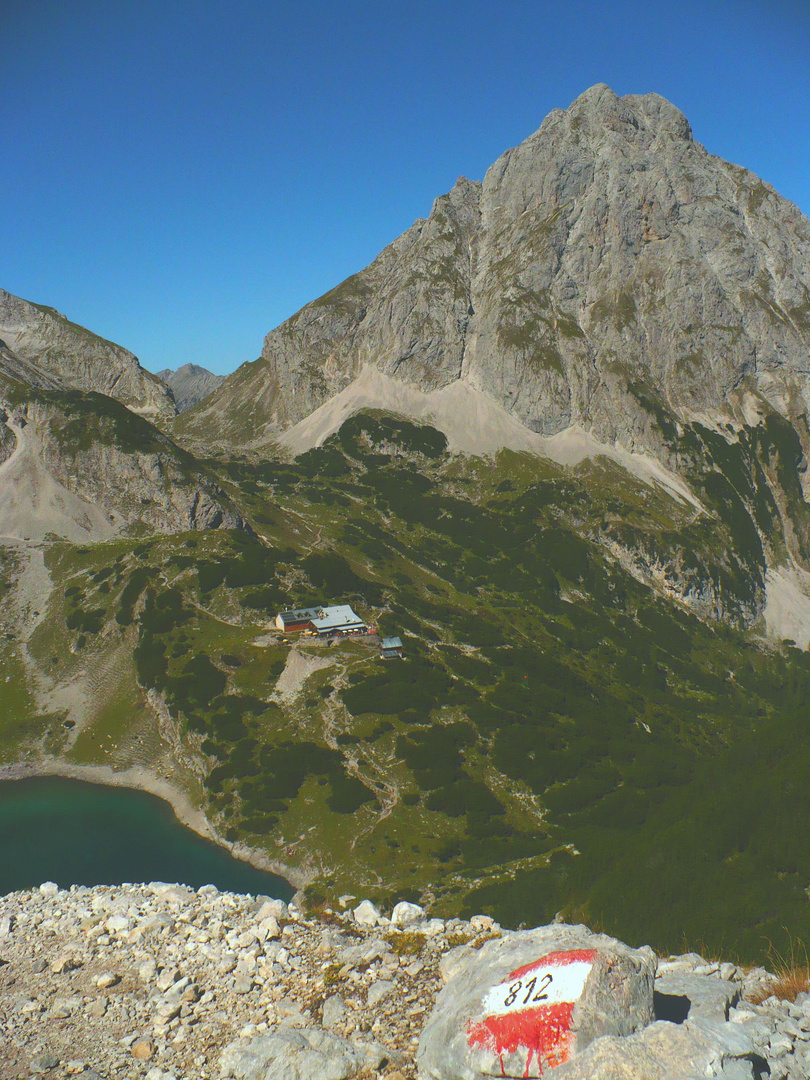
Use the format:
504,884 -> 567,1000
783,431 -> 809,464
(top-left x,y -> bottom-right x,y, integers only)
4,411 -> 810,964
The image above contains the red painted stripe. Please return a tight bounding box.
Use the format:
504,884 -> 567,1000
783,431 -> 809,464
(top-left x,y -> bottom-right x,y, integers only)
468,1001 -> 576,1072
508,948 -> 597,981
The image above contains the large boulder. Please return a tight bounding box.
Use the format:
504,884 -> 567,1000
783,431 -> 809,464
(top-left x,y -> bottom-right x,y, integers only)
417,924 -> 656,1079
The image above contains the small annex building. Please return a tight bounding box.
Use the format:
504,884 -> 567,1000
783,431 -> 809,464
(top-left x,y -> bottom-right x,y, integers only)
379,636 -> 404,659
275,604 -> 367,637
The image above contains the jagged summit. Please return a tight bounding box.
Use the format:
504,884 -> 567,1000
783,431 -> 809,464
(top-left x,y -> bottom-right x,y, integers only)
180,84 -> 810,460
566,83 -> 692,138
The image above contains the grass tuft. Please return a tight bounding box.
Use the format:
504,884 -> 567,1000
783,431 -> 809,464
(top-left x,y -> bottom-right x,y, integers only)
387,932 -> 426,956
749,937 -> 810,1004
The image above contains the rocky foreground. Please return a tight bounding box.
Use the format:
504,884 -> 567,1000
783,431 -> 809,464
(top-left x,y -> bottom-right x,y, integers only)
0,883 -> 808,1080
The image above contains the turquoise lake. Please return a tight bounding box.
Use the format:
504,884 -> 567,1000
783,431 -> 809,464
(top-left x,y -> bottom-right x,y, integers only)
0,776 -> 294,899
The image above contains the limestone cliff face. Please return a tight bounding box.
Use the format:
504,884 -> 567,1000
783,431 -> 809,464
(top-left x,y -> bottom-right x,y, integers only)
0,337 -> 62,393
0,315 -> 243,540
184,84 -> 810,453
464,84 -> 810,446
32,398 -> 244,535
180,176 -> 481,444
0,289 -> 176,420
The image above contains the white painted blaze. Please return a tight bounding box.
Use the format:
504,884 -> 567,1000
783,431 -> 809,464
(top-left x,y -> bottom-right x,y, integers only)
481,958 -> 594,1017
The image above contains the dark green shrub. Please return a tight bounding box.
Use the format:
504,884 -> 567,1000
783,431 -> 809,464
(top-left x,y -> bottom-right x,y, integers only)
327,770 -> 376,813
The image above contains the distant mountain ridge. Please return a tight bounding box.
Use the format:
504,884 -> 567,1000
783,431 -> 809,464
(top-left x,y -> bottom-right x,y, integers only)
156,363 -> 225,412
182,83 -> 810,463
0,298 -> 242,540
0,288 -> 175,419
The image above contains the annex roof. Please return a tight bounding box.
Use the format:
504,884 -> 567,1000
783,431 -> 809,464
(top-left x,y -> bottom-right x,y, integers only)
380,636 -> 403,650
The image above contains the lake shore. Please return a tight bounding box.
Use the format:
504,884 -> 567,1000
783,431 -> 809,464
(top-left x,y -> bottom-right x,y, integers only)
0,757 -> 308,895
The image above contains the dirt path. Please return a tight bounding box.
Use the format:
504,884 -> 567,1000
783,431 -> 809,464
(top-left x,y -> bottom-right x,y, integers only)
274,649 -> 333,701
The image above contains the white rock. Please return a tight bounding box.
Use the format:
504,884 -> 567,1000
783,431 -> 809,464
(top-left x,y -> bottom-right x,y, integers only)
469,914 -> 496,932
255,899 -> 288,921
367,980 -> 395,1008
419,924 -> 656,1080
86,997 -> 108,1018
693,962 -> 720,976
257,916 -> 280,941
769,1032 -> 794,1057
138,959 -> 157,982
390,901 -> 424,927
52,956 -> 81,974
166,975 -> 191,998
219,1028 -> 384,1079
321,993 -> 347,1028
156,968 -> 181,992
655,971 -> 740,1021
353,900 -> 381,927
39,881 -> 59,897
422,919 -> 446,937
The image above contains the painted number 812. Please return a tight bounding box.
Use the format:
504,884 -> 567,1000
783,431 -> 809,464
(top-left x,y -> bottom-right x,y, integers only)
503,972 -> 553,1008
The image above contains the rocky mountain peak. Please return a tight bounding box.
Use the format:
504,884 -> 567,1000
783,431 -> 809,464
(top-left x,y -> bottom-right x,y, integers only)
156,363 -> 225,412
563,82 -> 693,141
481,84 -> 698,237
181,85 -> 810,467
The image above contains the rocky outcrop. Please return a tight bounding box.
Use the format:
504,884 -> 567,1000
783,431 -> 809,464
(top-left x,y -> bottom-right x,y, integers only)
156,364 -> 225,412
173,84 -> 810,631
180,176 -> 481,447
0,337 -> 62,393
1,884 -> 808,1080
0,388 -> 245,541
0,302 -> 242,539
183,84 -> 810,459
0,289 -> 175,420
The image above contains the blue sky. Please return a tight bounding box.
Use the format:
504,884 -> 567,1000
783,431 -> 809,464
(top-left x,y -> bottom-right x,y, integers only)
3,0 -> 809,376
